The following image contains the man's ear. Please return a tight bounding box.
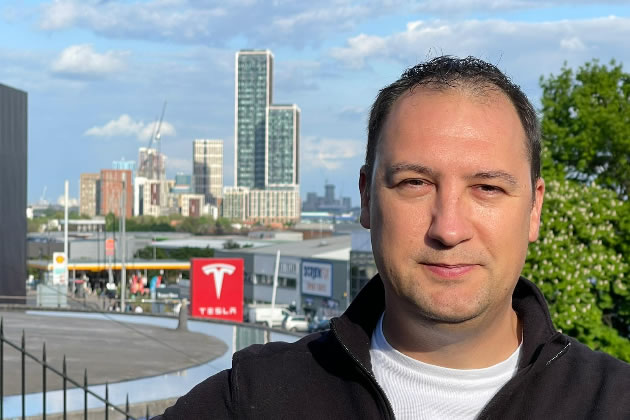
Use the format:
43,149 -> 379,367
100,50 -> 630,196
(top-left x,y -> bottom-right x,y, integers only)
359,165 -> 371,229
528,178 -> 545,242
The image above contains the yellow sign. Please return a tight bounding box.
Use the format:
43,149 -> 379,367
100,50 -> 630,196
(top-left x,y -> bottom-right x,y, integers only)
52,252 -> 68,285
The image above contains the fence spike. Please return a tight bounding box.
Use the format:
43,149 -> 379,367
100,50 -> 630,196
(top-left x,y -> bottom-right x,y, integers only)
42,342 -> 47,420
105,382 -> 109,420
126,394 -> 130,420
63,355 -> 67,420
146,405 -> 149,420
84,368 -> 88,420
21,329 -> 25,420
0,317 -> 3,337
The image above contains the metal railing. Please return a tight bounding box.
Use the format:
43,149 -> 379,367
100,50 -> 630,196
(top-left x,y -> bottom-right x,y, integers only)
0,318 -> 152,420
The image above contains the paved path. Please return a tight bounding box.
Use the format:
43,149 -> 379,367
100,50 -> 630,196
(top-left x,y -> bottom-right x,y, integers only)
0,310 -> 228,396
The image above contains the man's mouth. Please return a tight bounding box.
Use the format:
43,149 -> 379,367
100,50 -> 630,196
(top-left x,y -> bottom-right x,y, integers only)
421,263 -> 477,279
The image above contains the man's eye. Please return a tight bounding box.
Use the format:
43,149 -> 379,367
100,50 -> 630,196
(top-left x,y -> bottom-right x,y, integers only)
477,184 -> 503,193
402,179 -> 426,187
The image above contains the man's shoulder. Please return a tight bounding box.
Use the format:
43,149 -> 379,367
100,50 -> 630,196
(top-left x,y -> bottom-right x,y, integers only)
158,331 -> 337,419
563,335 -> 630,377
232,330 -> 339,376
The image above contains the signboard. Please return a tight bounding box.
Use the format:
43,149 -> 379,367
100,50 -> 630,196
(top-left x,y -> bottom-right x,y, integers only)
105,239 -> 115,257
301,261 -> 333,297
52,252 -> 68,285
190,258 -> 244,322
254,255 -> 300,278
156,287 -> 181,299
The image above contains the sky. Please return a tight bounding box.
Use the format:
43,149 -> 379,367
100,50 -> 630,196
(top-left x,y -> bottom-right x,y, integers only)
2,0 -> 630,207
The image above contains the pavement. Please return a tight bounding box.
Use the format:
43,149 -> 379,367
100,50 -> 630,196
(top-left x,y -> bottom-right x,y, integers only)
0,309 -> 228,396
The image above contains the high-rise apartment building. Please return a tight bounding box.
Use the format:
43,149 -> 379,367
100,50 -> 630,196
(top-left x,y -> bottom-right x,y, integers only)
267,105 -> 300,186
193,139 -> 223,205
235,50 -> 273,189
137,147 -> 166,180
79,173 -> 100,217
0,83 -> 27,302
100,169 -> 133,218
112,158 -> 136,180
231,50 -> 301,224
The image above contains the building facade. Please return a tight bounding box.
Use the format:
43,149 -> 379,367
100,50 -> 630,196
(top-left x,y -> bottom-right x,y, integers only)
179,193 -> 206,217
134,177 -> 171,217
193,139 -> 223,204
235,50 -> 273,189
137,147 -> 166,180
248,187 -> 301,225
222,187 -> 250,221
349,230 -> 377,301
79,173 -> 100,217
112,158 -> 136,181
267,105 -> 300,186
214,235 -> 351,316
0,83 -> 27,302
100,169 -> 133,218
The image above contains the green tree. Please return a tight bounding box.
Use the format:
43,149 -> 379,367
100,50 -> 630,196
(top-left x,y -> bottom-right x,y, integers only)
523,179 -> 630,361
540,59 -> 630,197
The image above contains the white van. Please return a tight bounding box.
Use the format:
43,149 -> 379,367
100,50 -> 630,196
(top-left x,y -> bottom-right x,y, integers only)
247,306 -> 291,328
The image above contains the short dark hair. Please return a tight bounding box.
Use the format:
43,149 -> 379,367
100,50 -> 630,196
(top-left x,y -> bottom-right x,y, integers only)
365,55 -> 541,193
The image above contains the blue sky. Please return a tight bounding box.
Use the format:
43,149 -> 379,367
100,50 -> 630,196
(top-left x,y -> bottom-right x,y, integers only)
2,0 -> 630,207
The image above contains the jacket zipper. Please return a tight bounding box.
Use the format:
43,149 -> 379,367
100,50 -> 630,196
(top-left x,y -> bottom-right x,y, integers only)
331,322 -> 396,420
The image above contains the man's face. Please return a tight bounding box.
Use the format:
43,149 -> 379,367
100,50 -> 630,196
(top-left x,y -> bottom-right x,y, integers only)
359,88 -> 544,324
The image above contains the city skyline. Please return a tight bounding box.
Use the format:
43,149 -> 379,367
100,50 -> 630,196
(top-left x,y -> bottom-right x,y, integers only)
2,1 -> 630,206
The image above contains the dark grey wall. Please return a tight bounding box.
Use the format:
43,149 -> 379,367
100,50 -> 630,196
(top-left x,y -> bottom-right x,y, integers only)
0,83 -> 27,302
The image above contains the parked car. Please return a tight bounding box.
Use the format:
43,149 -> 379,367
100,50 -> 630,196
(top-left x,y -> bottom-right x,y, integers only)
282,314 -> 309,332
308,318 -> 330,333
246,306 -> 292,328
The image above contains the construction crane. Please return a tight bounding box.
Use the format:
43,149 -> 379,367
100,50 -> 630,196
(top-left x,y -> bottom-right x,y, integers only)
39,186 -> 48,205
138,101 -> 167,180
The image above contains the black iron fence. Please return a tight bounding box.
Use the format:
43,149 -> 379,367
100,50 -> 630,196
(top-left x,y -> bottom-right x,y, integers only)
0,318 -> 151,420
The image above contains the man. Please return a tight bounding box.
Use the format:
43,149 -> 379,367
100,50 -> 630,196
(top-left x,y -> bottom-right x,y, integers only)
159,56 -> 630,419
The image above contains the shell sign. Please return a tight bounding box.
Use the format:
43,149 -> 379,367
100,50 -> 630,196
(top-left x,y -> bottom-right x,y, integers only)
52,252 -> 68,285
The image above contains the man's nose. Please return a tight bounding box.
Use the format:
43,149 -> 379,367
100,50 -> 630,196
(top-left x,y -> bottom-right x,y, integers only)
426,187 -> 473,248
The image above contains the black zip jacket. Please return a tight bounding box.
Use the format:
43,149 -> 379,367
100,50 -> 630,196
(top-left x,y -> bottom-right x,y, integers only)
158,276 -> 630,419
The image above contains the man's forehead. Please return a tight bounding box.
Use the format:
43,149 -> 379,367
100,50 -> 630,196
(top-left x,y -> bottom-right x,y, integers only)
376,86 -> 529,163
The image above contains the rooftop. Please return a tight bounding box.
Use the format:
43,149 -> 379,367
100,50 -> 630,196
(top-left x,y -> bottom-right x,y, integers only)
219,234 -> 351,261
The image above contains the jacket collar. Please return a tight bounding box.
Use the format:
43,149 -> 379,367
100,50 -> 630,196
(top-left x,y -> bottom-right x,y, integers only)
331,274 -> 563,372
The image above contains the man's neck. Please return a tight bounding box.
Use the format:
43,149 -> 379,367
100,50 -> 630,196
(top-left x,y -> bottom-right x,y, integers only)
382,301 -> 522,369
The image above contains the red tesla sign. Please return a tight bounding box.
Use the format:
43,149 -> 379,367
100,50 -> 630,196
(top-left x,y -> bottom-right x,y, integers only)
190,258 -> 244,322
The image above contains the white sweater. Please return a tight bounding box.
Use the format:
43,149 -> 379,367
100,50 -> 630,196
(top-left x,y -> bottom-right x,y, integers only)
370,314 -> 521,420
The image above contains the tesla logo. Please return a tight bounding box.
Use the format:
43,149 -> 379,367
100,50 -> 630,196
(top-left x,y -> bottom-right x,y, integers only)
202,263 -> 236,298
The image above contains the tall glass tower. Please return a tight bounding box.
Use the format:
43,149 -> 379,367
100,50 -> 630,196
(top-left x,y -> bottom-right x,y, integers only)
235,50 -> 273,189
267,104 -> 300,186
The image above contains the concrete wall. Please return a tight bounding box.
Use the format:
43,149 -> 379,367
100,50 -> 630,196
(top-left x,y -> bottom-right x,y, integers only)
0,83 -> 27,302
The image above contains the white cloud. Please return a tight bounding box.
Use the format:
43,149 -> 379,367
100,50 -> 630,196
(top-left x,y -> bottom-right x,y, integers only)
302,137 -> 364,170
84,114 -> 176,141
330,33 -> 388,69
328,16 -> 630,75
36,0 -> 394,47
560,36 -> 586,51
51,44 -> 128,77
